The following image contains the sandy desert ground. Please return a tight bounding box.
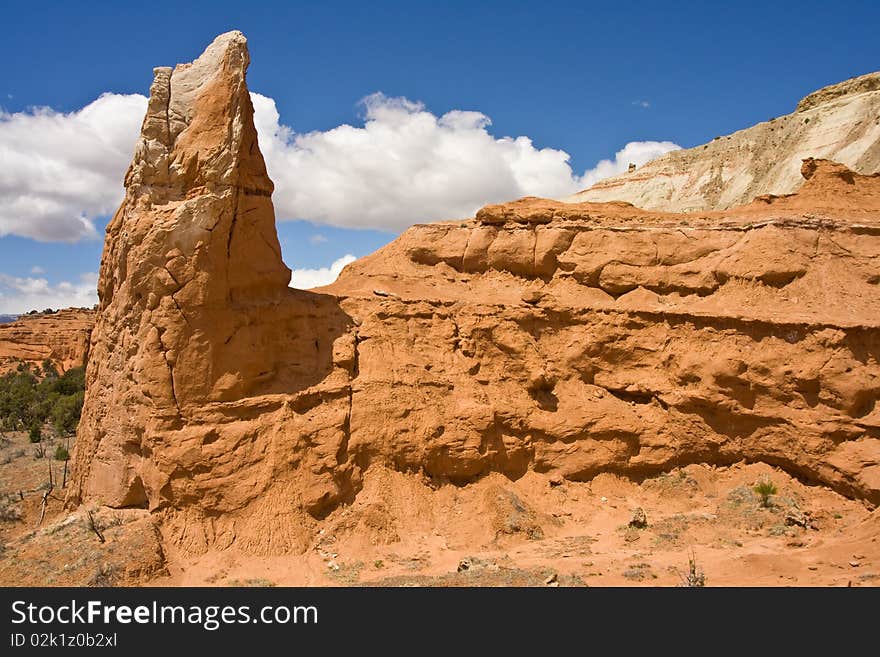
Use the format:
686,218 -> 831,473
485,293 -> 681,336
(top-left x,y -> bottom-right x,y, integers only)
2,429 -> 876,586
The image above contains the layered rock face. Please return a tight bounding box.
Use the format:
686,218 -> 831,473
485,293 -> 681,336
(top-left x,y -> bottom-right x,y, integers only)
71,33 -> 880,556
0,309 -> 95,374
567,71 -> 880,211
328,160 -> 880,509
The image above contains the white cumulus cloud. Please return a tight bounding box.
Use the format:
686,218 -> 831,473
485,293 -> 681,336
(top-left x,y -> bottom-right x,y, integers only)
0,272 -> 98,314
0,89 -> 679,242
575,140 -> 681,190
252,92 -> 680,231
0,93 -> 148,242
290,254 -> 357,290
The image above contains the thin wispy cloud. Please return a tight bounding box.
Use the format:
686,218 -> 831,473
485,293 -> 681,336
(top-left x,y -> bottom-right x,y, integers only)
632,100 -> 651,109
308,233 -> 328,245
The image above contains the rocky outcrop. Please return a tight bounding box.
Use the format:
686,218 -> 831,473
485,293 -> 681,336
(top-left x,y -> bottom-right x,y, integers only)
70,33 -> 880,557
69,32 -> 353,539
797,71 -> 880,113
327,159 -> 880,508
567,71 -> 880,212
0,309 -> 95,374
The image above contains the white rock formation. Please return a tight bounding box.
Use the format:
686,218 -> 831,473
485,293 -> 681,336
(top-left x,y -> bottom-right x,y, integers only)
566,72 -> 880,211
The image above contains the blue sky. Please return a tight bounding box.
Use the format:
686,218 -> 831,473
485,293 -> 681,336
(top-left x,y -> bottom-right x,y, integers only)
1,0 -> 878,312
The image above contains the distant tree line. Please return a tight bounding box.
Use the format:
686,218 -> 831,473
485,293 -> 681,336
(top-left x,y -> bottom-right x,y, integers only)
0,361 -> 85,439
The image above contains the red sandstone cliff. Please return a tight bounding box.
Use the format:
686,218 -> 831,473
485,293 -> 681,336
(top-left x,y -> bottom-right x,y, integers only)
0,308 -> 95,374
68,33 -> 880,558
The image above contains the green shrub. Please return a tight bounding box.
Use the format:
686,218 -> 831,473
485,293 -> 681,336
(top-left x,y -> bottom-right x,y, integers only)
41,359 -> 58,379
51,391 -> 84,435
0,366 -> 85,435
52,367 -> 85,396
679,551 -> 706,587
28,424 -> 42,443
54,445 -> 70,461
753,478 -> 777,508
